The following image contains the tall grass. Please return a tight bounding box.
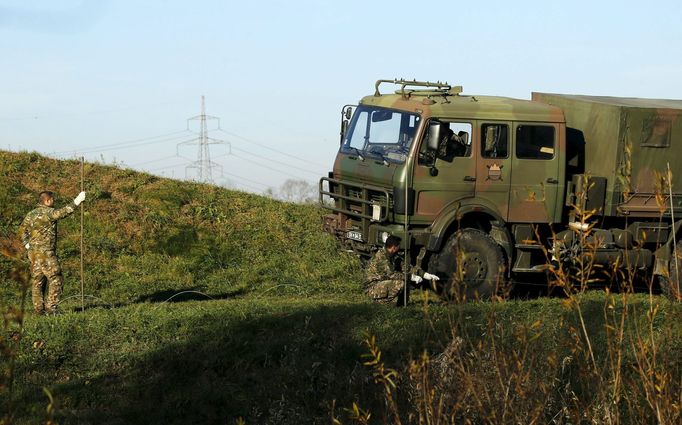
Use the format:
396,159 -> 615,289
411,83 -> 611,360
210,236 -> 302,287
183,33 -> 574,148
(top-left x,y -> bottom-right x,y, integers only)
336,176 -> 681,424
0,229 -> 29,423
335,295 -> 680,424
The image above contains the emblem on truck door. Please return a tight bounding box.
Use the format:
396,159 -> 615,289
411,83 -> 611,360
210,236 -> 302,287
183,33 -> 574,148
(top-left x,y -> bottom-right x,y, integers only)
486,163 -> 503,181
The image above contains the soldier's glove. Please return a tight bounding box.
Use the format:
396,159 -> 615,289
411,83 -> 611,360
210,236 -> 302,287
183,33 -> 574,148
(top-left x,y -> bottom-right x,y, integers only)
74,191 -> 86,206
410,274 -> 423,283
25,243 -> 30,250
423,272 -> 440,281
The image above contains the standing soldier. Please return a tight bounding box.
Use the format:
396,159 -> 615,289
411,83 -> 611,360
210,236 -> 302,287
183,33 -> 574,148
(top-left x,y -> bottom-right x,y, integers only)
19,190 -> 86,314
364,235 -> 439,304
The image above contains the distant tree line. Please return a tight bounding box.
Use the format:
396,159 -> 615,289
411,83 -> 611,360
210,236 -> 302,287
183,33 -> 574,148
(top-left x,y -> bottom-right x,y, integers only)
266,179 -> 319,204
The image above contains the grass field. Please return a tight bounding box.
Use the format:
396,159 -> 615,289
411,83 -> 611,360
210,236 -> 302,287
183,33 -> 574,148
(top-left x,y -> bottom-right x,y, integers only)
1,151 -> 680,424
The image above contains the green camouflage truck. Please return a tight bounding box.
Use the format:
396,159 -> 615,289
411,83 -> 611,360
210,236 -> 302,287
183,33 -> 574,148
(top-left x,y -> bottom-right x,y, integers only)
319,79 -> 682,299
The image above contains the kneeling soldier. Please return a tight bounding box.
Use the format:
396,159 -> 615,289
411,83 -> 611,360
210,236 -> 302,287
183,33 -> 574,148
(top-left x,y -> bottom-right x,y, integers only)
364,235 -> 439,304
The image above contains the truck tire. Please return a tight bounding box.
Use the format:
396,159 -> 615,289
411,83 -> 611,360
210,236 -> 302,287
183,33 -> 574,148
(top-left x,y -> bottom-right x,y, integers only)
429,228 -> 506,300
661,241 -> 682,300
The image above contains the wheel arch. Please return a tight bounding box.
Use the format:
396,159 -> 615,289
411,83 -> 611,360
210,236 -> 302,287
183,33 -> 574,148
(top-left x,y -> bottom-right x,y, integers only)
426,200 -> 512,262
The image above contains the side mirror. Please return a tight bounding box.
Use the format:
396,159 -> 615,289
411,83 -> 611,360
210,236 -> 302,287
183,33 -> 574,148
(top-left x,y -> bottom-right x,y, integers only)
427,121 -> 441,151
345,106 -> 353,120
340,120 -> 349,145
340,106 -> 353,145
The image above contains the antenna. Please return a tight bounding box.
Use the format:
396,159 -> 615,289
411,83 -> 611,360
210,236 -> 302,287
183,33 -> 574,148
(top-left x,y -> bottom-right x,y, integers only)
177,96 -> 230,183
80,156 -> 85,312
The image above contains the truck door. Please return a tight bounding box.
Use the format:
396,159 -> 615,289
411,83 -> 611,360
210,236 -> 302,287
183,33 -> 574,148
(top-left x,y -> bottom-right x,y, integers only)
475,122 -> 512,220
508,123 -> 561,223
413,121 -> 475,223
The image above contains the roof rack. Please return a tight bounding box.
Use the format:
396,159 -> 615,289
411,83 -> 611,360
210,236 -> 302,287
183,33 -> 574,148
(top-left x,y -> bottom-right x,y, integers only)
374,78 -> 462,99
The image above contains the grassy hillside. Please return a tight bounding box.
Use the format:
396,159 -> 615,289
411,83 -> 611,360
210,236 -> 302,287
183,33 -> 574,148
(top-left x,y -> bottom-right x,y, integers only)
1,151 -> 681,424
0,150 -> 362,305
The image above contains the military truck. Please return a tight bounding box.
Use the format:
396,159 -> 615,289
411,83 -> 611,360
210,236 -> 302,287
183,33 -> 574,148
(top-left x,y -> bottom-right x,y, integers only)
319,79 -> 682,299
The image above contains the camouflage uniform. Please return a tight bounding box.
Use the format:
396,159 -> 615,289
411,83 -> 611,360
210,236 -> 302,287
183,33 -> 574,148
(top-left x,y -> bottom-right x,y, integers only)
19,202 -> 76,313
364,248 -> 405,303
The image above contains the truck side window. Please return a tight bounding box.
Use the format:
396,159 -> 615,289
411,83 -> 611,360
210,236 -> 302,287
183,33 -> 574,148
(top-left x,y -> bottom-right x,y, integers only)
419,121 -> 472,165
516,125 -> 555,159
481,124 -> 508,158
448,122 -> 472,158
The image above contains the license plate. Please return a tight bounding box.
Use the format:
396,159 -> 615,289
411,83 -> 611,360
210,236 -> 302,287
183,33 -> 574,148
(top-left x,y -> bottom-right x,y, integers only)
346,230 -> 363,241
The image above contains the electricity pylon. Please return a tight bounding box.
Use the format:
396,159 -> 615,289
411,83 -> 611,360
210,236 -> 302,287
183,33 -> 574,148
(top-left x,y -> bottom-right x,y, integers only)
177,96 -> 230,183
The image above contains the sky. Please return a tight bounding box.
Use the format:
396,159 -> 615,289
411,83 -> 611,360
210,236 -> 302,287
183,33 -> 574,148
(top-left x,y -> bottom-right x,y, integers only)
1,0 -> 681,194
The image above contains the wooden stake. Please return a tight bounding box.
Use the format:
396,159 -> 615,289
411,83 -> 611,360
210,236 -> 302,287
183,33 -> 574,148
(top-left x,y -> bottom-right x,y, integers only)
80,157 -> 85,312
668,163 -> 679,292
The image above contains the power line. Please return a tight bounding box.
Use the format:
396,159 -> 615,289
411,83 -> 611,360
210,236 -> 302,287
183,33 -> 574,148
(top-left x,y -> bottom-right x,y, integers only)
145,161 -> 269,193
217,128 -> 326,168
147,162 -> 188,172
80,136 -> 197,155
51,130 -> 193,155
129,154 -> 180,167
117,137 -> 320,182
173,98 -> 317,184
221,170 -> 271,188
230,146 -> 324,176
52,130 -> 191,154
228,179 -> 263,193
144,153 -> 282,187
39,98 -> 322,188
231,152 -> 307,180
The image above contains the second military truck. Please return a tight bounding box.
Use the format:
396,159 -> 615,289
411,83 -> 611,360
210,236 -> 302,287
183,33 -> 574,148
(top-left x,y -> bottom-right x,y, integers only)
320,79 -> 682,299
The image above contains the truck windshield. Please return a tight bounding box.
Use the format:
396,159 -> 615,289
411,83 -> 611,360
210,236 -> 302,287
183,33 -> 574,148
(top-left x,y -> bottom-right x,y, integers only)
341,106 -> 421,164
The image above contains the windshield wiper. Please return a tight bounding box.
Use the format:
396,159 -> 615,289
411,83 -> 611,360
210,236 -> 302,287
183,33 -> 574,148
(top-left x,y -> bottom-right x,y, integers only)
348,147 -> 365,161
372,151 -> 390,166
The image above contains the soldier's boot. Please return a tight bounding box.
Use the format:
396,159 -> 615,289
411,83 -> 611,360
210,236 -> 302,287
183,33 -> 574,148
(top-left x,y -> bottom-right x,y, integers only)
31,274 -> 46,314
45,272 -> 64,315
394,289 -> 408,307
389,284 -> 408,307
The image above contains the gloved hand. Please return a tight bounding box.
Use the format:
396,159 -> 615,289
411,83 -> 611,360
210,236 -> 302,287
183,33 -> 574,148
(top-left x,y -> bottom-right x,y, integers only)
410,274 -> 423,283
74,191 -> 86,206
25,243 -> 30,250
423,272 -> 440,281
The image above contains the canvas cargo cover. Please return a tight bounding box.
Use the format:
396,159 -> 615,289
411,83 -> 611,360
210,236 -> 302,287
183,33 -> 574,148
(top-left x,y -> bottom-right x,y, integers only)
532,92 -> 682,217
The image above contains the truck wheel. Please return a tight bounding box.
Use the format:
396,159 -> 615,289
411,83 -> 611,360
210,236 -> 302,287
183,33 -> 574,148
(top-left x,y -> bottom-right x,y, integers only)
661,241 -> 682,300
430,228 -> 506,300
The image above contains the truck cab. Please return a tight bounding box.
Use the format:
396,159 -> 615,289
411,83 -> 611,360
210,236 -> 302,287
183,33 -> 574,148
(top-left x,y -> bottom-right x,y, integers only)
321,79 -> 682,300
320,79 -> 565,298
